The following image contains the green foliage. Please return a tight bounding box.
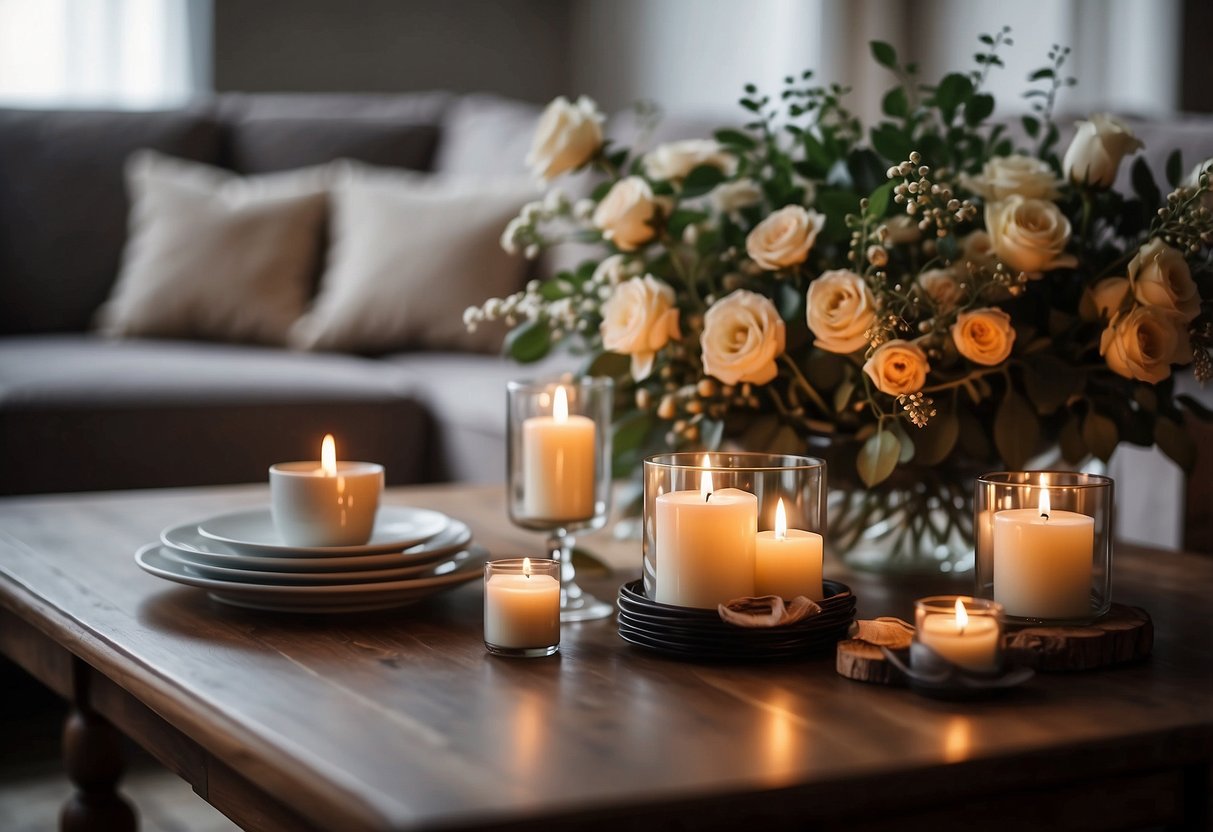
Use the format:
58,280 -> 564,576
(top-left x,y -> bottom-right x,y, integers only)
994,389 -> 1040,469
504,320 -> 551,363
857,428 -> 900,487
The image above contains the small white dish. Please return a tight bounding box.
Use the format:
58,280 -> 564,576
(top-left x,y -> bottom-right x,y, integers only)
136,543 -> 486,613
162,547 -> 476,586
160,518 -> 472,572
195,505 -> 450,556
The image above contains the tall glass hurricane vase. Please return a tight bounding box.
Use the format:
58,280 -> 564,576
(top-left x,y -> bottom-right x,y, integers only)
507,377 -> 614,621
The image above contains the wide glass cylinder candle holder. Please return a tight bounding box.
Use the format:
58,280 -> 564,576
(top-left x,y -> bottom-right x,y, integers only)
484,558 -> 560,658
642,452 -> 827,607
506,377 -> 613,621
974,471 -> 1113,625
914,596 -> 1003,672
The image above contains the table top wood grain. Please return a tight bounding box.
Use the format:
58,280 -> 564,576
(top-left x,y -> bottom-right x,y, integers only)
1,483 -> 1210,831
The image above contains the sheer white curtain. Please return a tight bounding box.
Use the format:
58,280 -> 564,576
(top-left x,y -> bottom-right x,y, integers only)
0,0 -> 208,108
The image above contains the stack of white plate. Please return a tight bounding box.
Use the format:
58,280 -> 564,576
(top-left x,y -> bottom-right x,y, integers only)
135,506 -> 486,613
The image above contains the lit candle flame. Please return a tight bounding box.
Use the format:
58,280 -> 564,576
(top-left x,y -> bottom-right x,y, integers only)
1038,486 -> 1051,522
954,598 -> 969,634
321,434 -> 337,477
774,498 -> 787,541
522,556 -> 532,578
699,453 -> 713,502
553,386 -> 568,422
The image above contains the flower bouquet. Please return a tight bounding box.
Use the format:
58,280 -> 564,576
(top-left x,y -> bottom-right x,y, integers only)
467,31 -> 1213,572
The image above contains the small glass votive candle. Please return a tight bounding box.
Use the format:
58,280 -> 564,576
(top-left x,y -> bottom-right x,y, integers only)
914,596 -> 1003,672
642,452 -> 826,607
484,558 -> 560,658
975,471 -> 1113,625
269,435 -> 383,547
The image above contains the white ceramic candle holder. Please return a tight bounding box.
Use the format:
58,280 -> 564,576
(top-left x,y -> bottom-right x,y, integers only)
484,558 -> 560,658
975,471 -> 1113,625
269,461 -> 384,547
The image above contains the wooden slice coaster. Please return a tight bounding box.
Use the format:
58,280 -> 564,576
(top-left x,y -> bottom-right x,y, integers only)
835,618 -> 914,686
1003,603 -> 1153,672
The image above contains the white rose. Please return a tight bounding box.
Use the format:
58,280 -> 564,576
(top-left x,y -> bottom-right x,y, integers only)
745,205 -> 825,271
917,268 -> 965,313
805,269 -> 877,354
951,307 -> 1016,366
593,176 -> 658,252
700,290 -> 786,385
592,254 -> 640,287
526,96 -> 604,181
960,230 -> 997,266
1184,158 -> 1213,212
985,196 -> 1078,275
711,177 -> 764,218
1100,306 -> 1192,383
1128,238 -> 1201,322
1062,114 -> 1143,188
884,215 -> 922,245
1091,276 -> 1131,319
599,274 -> 681,381
644,139 -> 737,182
964,154 -> 1062,201
863,340 -> 930,396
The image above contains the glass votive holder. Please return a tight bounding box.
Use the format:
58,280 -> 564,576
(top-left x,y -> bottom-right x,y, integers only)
642,452 -> 826,607
914,596 -> 1004,672
974,471 -> 1113,625
483,558 -> 560,658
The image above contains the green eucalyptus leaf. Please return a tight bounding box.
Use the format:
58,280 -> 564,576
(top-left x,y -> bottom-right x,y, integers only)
1028,68 -> 1055,81
504,320 -> 551,363
866,180 -> 894,220
1022,355 -> 1083,414
1166,149 -> 1184,188
994,388 -> 1040,469
1131,157 -> 1161,208
582,350 -> 631,378
935,73 -> 974,123
801,132 -> 833,177
1022,115 -> 1041,138
714,128 -> 757,151
871,40 -> 898,69
1155,415 -> 1197,472
882,87 -> 909,119
911,408 -> 960,466
870,123 -> 913,164
965,93 -> 995,126
1081,408 -> 1119,462
857,429 -> 900,487
680,164 -> 728,198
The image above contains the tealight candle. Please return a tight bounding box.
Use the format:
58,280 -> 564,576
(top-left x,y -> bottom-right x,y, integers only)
915,596 -> 1002,672
269,434 -> 384,547
754,498 -> 824,600
993,486 -> 1093,620
484,558 -> 560,657
520,386 -> 596,523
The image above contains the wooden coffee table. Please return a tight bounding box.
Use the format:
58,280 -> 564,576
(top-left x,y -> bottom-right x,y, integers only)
0,483 -> 1210,831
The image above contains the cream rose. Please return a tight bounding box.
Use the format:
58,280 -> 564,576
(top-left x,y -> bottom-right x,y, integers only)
1100,306 -> 1192,383
985,195 -> 1078,275
884,215 -> 922,245
960,230 -> 997,266
951,308 -> 1016,366
644,139 -> 737,182
700,290 -> 786,385
863,340 -> 930,396
1184,158 -> 1213,212
593,177 -> 658,251
1092,276 -> 1131,319
1128,238 -> 1201,322
917,268 -> 965,313
526,96 -> 604,180
964,154 -> 1062,201
599,274 -> 681,381
711,177 -> 763,218
806,269 -> 877,354
746,205 -> 825,271
1062,114 -> 1143,188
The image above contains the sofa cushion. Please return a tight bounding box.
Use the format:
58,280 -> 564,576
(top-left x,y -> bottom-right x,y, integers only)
0,336 -> 435,494
223,116 -> 440,175
96,151 -> 331,345
0,107 -> 222,335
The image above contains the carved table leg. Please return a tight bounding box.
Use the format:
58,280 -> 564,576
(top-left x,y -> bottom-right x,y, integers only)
60,705 -> 137,832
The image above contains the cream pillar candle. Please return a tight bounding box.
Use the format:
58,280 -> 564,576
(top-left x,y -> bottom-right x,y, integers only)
521,386 -> 595,522
484,558 -> 560,650
754,498 -> 823,600
918,599 -> 1000,671
994,488 -> 1094,620
655,461 -> 757,608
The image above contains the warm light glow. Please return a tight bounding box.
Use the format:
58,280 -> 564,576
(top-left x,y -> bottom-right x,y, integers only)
553,385 -> 568,422
1038,485 -> 1051,520
954,598 -> 969,633
699,454 -> 713,501
943,717 -> 972,763
522,556 -> 532,578
774,498 -> 787,541
321,434 -> 337,477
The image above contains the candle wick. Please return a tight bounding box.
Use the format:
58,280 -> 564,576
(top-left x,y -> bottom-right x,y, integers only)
1040,511 -> 1049,522
704,492 -> 712,503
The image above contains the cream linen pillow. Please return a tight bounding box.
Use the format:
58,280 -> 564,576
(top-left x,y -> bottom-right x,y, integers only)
289,163 -> 536,353
97,151 -> 330,344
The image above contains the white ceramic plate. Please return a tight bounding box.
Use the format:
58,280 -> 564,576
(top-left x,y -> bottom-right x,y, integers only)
136,543 -> 486,613
196,505 -> 449,555
161,518 -> 471,572
162,546 -> 477,586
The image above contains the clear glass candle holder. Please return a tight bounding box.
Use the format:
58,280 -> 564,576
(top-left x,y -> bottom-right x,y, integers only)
642,452 -> 827,607
914,595 -> 1004,672
484,558 -> 560,658
974,471 -> 1113,625
506,377 -> 613,621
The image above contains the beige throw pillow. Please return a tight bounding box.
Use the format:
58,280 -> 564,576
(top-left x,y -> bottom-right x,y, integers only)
289,163 -> 536,354
97,151 -> 330,344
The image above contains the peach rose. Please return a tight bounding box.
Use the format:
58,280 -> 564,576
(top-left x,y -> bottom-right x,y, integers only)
985,195 -> 1078,275
1128,238 -> 1201,322
526,96 -> 604,180
593,177 -> 658,251
917,268 -> 965,314
805,269 -> 877,354
700,290 -> 786,385
951,308 -> 1016,366
964,154 -> 1062,201
1100,306 -> 1192,383
863,340 -> 930,396
599,274 -> 680,381
1091,277 -> 1131,319
745,205 -> 825,271
644,139 -> 737,182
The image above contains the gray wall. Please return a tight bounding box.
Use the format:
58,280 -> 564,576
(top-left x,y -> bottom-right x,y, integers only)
212,0 -> 571,103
